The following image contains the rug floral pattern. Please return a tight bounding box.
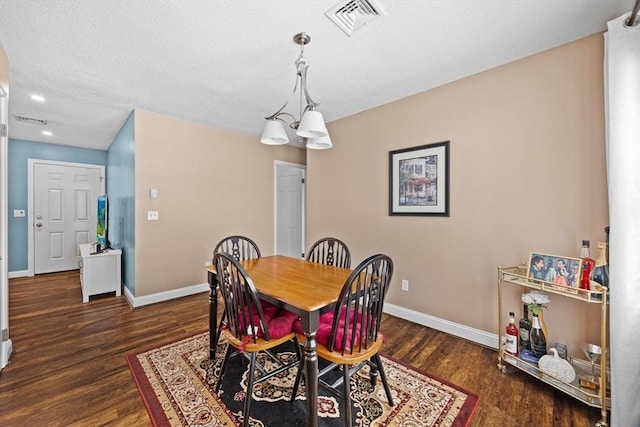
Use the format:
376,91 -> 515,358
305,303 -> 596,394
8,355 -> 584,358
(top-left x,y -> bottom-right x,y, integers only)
127,332 -> 479,426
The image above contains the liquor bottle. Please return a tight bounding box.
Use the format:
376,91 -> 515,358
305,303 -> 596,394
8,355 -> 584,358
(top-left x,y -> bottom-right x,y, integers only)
505,312 -> 519,355
530,314 -> 547,358
519,304 -> 532,351
590,241 -> 609,300
580,240 -> 595,294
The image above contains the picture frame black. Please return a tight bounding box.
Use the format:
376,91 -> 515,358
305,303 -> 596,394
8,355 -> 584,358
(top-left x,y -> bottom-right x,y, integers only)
389,141 -> 450,216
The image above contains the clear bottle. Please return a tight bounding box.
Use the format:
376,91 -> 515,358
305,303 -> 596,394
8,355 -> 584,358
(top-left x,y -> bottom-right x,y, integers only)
505,312 -> 519,355
519,304 -> 531,351
580,240 -> 595,294
530,313 -> 547,358
590,241 -> 609,300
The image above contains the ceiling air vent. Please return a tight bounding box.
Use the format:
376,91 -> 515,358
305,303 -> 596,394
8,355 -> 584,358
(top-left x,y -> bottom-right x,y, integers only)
14,114 -> 48,126
325,0 -> 385,37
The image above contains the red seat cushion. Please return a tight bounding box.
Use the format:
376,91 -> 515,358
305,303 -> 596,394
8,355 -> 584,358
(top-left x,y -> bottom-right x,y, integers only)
294,307 -> 366,352
293,310 -> 339,335
267,309 -> 298,338
315,320 -> 362,352
236,304 -> 298,339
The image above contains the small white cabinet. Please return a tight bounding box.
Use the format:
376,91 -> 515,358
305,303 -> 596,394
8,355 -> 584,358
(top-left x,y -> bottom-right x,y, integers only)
79,243 -> 122,303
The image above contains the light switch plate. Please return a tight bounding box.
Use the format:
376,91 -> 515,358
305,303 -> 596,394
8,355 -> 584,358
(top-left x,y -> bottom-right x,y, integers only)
149,188 -> 158,199
13,209 -> 25,217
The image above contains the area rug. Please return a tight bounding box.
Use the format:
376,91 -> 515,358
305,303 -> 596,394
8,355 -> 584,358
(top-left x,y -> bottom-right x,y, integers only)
126,331 -> 479,426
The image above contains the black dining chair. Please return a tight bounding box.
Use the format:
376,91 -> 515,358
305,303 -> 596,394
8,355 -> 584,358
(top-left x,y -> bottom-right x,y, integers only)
306,237 -> 351,268
212,235 -> 261,350
213,252 -> 300,427
213,235 -> 261,261
291,254 -> 394,426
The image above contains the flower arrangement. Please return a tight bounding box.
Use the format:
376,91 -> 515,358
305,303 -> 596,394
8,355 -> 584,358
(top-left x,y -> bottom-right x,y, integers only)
522,291 -> 550,315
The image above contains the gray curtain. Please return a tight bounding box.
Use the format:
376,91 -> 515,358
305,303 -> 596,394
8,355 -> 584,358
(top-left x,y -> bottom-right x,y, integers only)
605,11 -> 640,427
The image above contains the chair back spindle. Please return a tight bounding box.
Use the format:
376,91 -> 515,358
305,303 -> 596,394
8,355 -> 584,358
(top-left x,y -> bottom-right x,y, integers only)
306,237 -> 351,268
213,235 -> 261,262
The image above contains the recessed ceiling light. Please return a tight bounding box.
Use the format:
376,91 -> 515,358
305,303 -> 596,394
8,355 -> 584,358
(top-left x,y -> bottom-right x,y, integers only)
31,94 -> 46,102
42,130 -> 52,136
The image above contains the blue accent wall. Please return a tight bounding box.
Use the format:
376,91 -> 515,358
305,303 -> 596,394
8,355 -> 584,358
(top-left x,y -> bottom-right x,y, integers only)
8,139 -> 107,272
107,112 -> 135,293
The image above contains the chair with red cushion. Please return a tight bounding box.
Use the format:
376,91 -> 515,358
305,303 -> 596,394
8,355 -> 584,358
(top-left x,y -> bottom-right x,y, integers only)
213,252 -> 300,427
291,254 -> 394,426
212,235 -> 261,350
306,237 -> 351,269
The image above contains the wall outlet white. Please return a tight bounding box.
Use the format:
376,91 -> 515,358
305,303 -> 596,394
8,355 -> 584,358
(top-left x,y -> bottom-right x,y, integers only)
147,211 -> 159,220
401,279 -> 409,291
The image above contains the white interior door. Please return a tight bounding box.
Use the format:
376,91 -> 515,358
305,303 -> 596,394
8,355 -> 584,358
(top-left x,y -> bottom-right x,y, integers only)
275,162 -> 305,258
32,161 -> 103,274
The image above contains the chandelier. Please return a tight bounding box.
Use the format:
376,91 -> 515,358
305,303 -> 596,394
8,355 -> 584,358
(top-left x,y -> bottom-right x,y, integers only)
260,32 -> 332,150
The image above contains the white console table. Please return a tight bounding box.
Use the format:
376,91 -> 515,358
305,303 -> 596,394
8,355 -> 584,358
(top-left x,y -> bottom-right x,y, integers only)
79,243 -> 122,303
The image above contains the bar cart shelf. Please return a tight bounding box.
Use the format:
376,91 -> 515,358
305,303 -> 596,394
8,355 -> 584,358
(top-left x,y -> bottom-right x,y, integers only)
497,265 -> 609,427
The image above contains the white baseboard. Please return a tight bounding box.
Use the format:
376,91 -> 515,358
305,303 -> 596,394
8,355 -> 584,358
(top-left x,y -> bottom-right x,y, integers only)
123,282 -> 209,308
118,283 -> 499,350
0,339 -> 12,371
384,303 -> 499,350
8,270 -> 29,279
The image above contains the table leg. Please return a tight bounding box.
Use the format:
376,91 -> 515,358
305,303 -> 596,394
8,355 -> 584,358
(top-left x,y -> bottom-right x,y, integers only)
301,312 -> 319,427
207,270 -> 218,360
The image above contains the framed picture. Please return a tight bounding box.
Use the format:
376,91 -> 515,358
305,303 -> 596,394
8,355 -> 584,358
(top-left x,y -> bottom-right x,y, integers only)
389,141 -> 450,216
527,252 -> 583,293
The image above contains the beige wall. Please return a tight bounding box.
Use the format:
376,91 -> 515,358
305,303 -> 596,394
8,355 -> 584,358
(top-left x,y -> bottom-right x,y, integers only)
133,110 -> 305,296
307,34 -> 608,353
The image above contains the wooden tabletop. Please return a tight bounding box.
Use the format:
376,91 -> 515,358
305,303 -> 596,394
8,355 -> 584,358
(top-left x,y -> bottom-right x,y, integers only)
239,255 -> 351,312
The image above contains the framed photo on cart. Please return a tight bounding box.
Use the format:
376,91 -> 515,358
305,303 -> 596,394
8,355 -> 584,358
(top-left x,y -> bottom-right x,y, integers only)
389,141 -> 450,216
527,252 -> 582,293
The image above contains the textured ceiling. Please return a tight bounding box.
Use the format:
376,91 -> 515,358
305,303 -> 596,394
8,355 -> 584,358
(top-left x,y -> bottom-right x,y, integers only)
0,0 -> 635,150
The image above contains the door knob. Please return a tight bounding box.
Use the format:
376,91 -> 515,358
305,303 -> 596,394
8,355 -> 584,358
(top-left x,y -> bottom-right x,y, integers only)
35,222 -> 43,228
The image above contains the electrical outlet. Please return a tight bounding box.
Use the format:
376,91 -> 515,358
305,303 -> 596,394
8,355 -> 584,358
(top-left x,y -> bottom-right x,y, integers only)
13,209 -> 26,217
401,279 -> 409,291
147,211 -> 159,220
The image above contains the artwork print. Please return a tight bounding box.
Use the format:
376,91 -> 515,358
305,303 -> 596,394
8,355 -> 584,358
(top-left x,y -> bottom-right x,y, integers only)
389,141 -> 450,216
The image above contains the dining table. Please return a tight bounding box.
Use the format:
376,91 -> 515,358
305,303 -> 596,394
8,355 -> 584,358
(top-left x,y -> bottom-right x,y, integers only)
207,255 -> 352,427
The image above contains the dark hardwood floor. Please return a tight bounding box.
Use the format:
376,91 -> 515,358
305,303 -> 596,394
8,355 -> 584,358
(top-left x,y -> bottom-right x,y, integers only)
0,271 -> 604,426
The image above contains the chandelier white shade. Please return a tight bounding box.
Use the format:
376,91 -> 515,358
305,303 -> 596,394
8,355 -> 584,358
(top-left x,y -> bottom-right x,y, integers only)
297,110 -> 328,138
260,32 -> 331,149
260,119 -> 289,145
306,135 -> 333,150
